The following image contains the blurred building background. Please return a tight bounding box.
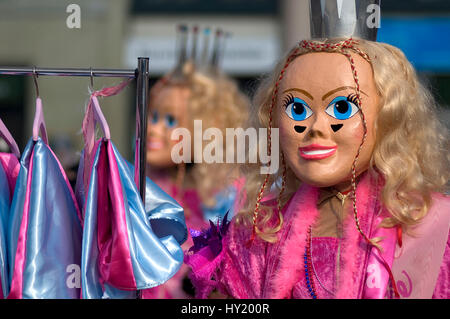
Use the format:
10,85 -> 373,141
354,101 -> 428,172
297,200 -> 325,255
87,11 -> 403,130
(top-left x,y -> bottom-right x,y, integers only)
0,0 -> 449,166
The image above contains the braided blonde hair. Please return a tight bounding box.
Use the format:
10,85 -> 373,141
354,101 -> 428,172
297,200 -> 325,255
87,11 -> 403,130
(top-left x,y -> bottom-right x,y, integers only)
237,38 -> 449,243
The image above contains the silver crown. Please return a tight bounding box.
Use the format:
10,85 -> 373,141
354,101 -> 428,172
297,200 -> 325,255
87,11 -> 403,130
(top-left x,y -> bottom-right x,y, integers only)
309,0 -> 381,41
172,24 -> 230,78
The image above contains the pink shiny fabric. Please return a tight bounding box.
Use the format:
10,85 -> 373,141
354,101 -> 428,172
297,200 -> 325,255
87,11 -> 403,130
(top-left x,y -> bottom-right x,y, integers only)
96,142 -> 136,290
0,153 -> 20,201
0,153 -> 17,299
362,212 -> 397,299
81,80 -> 130,194
8,149 -> 35,299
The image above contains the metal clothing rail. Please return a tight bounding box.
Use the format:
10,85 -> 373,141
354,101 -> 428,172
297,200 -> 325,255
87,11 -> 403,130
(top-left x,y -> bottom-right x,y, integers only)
0,67 -> 137,77
0,57 -> 150,204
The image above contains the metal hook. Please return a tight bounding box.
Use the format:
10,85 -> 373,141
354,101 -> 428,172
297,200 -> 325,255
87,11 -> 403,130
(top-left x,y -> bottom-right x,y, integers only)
89,67 -> 94,91
32,66 -> 40,97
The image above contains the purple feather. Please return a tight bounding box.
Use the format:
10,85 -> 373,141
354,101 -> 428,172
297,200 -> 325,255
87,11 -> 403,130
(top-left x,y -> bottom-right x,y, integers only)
189,211 -> 231,256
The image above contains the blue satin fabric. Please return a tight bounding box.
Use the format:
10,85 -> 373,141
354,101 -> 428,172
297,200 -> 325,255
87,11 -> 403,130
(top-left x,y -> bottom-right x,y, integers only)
0,158 -> 13,297
76,154 -> 187,244
79,139 -> 187,299
138,168 -> 187,245
7,138 -> 83,298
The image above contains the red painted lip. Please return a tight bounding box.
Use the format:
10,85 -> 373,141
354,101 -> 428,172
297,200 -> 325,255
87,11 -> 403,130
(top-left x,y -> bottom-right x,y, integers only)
147,139 -> 164,150
299,144 -> 337,160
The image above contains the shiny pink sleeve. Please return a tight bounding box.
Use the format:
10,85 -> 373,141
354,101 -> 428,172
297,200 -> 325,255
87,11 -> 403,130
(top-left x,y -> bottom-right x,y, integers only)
432,232 -> 450,299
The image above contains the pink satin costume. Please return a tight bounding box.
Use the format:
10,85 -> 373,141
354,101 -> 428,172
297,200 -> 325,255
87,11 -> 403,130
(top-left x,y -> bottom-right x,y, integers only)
185,172 -> 450,299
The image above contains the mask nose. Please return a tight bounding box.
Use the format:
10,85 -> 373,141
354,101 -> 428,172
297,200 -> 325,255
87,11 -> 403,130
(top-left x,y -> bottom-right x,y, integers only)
148,116 -> 166,138
305,112 -> 330,139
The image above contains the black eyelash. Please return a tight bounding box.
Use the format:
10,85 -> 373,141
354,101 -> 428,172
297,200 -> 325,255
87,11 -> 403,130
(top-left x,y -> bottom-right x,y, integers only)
282,93 -> 295,109
347,93 -> 360,106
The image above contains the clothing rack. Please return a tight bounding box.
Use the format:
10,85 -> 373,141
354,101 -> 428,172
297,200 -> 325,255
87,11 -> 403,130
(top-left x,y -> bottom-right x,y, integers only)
0,57 -> 150,204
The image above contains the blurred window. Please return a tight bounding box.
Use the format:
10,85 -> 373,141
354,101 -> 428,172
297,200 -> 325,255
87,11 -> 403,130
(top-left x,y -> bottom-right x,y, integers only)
0,75 -> 25,149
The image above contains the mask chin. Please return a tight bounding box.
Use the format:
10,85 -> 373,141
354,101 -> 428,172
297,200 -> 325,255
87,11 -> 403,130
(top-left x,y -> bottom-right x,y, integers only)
147,152 -> 177,169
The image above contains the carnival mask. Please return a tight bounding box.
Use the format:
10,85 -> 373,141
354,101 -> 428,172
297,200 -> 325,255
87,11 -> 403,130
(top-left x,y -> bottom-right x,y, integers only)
277,52 -> 380,190
147,85 -> 191,169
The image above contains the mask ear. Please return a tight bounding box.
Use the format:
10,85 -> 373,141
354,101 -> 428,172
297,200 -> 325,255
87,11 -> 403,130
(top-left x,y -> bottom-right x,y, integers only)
294,125 -> 306,133
331,124 -> 343,132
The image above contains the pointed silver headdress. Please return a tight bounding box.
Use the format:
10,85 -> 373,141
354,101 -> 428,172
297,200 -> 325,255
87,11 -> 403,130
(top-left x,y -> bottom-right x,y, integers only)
309,0 -> 381,41
172,24 -> 230,79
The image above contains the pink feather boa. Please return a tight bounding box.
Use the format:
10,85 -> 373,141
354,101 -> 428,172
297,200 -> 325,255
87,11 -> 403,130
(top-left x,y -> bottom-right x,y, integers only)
264,171 -> 381,298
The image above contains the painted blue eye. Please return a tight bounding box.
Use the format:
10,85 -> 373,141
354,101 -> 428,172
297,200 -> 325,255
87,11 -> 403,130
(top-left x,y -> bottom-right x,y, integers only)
284,96 -> 313,121
325,95 -> 360,120
150,111 -> 159,124
165,114 -> 178,128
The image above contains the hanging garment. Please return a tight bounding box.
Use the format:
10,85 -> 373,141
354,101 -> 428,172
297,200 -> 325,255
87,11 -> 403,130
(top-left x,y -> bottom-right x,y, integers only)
77,81 -> 187,299
7,97 -> 83,299
141,177 -> 244,299
0,119 -> 20,298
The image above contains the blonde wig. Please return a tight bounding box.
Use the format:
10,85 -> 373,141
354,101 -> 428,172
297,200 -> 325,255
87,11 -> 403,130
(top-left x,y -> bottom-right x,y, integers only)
237,38 -> 450,243
148,64 -> 250,207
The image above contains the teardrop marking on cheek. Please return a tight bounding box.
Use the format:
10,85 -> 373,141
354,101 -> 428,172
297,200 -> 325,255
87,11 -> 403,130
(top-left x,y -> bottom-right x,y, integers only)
294,125 -> 307,133
331,124 -> 343,132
